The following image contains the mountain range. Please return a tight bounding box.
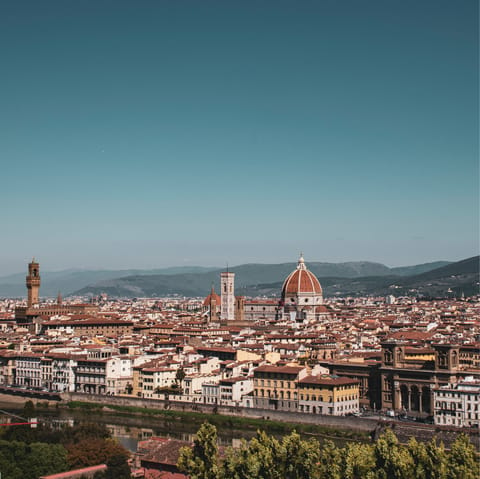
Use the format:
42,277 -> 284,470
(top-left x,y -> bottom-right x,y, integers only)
238,257 -> 479,299
0,266 -> 217,298
1,257 -> 477,299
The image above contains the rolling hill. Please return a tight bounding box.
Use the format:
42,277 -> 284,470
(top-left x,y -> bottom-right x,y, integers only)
2,257 -> 474,300
238,257 -> 479,298
70,258 -> 476,299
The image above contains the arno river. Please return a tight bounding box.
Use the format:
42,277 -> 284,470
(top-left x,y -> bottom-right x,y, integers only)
0,399 -> 358,452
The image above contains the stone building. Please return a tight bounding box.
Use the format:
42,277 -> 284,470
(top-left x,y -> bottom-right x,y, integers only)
253,364 -> 308,411
297,375 -> 360,416
41,318 -> 134,337
433,376 -> 480,428
74,358 -> 107,394
15,259 -> 98,327
322,341 -> 480,416
202,285 -> 221,323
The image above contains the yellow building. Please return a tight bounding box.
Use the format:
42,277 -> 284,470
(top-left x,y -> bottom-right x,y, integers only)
253,364 -> 307,411
131,365 -> 143,397
297,375 -> 359,416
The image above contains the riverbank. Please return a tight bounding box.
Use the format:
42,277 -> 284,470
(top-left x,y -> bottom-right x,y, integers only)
64,399 -> 480,451
66,400 -> 370,442
0,391 -> 372,442
62,391 -> 377,440
0,391 -> 477,450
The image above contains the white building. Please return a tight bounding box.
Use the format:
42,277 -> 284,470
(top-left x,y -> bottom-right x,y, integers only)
41,357 -> 53,391
202,381 -> 220,404
140,367 -> 176,398
219,377 -> 254,405
51,355 -> 77,392
15,353 -> 42,388
434,376 -> 480,428
106,356 -> 133,395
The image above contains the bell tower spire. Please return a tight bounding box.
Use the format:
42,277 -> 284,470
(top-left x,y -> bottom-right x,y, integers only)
26,259 -> 41,307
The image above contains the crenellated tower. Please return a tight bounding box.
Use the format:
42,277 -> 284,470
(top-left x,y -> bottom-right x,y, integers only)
26,258 -> 40,307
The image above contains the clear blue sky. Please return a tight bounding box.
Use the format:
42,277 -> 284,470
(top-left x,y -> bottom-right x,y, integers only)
1,0 -> 478,274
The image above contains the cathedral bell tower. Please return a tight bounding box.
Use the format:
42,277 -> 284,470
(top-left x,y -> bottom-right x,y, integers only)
26,258 -> 40,307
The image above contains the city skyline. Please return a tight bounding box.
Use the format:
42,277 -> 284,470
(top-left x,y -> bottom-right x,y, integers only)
1,1 -> 478,275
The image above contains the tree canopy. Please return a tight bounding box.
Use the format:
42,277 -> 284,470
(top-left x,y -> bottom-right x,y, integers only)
178,423 -> 479,479
0,421 -> 131,479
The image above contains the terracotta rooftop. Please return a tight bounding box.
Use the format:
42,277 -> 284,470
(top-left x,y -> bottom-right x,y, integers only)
138,437 -> 190,466
299,375 -> 359,386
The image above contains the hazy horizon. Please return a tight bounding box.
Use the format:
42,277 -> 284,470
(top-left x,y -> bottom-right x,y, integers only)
1,1 -> 478,276
0,254 -> 475,279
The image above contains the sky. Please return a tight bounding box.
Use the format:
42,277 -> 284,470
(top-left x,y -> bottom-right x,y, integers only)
1,0 -> 478,275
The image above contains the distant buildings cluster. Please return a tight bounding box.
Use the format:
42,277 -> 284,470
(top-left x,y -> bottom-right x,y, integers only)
0,256 -> 478,427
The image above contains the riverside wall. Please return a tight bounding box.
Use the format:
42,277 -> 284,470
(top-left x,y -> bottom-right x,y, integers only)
61,392 -> 379,433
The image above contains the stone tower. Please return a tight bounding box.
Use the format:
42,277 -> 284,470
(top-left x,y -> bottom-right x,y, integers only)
235,296 -> 245,322
220,271 -> 235,320
26,258 -> 40,307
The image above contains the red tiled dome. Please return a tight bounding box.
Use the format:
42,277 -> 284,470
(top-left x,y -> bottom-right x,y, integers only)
203,288 -> 221,306
281,255 -> 322,298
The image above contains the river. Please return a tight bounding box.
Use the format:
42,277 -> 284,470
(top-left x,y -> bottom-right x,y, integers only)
0,398 -> 363,452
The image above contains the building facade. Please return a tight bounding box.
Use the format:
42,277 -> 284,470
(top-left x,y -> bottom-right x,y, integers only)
297,375 -> 359,416
15,260 -> 99,326
434,377 -> 480,428
253,364 -> 307,411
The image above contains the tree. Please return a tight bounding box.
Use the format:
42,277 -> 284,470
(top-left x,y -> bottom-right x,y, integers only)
318,440 -> 342,479
66,438 -> 129,469
239,430 -> 284,479
222,439 -> 257,479
407,437 -> 447,479
0,439 -> 67,479
176,367 -> 186,384
372,428 -> 414,479
221,430 -> 319,479
446,434 -> 479,479
23,400 -> 35,419
281,430 -> 320,479
178,422 -> 220,479
340,441 -> 376,479
105,452 -> 131,479
24,442 -> 68,479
